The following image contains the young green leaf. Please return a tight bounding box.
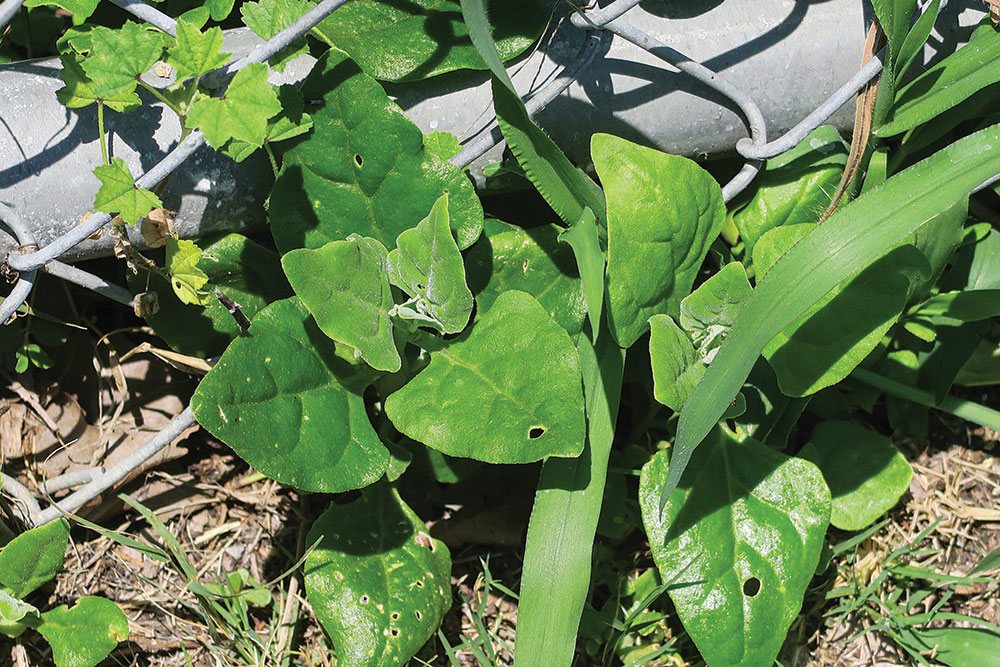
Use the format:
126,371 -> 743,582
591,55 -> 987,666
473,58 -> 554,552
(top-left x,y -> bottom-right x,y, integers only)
24,0 -> 99,21
81,22 -> 164,99
166,19 -> 231,81
515,331 -> 625,666
305,483 -> 452,667
0,519 -> 69,598
222,84 -> 313,162
592,133 -> 726,348
187,63 -> 281,149
205,0 -> 235,21
465,221 -> 587,336
640,430 -> 830,667
799,421 -> 912,531
56,52 -> 141,111
649,315 -> 705,412
240,0 -> 311,71
93,157 -> 163,225
0,591 -> 38,634
387,194 -> 473,334
190,298 -> 389,492
165,236 -> 212,306
282,234 -> 401,373
666,123 -> 1000,507
36,597 -> 129,667
270,49 -> 483,254
902,627 -> 1000,667
385,290 -> 585,464
315,0 -> 547,82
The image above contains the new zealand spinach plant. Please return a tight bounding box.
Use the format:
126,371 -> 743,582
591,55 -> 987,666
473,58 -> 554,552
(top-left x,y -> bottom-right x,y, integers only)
35,0 -> 1000,663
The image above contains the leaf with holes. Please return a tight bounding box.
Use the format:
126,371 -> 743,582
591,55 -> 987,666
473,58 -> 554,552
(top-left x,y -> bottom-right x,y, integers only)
385,290 -> 585,463
799,421 -> 912,531
81,22 -> 163,99
269,49 -> 483,254
387,193 -> 473,334
166,18 -> 230,81
0,519 -> 69,598
305,482 -> 451,667
36,597 -> 129,667
165,237 -> 212,306
186,63 -> 281,149
465,221 -> 587,336
191,298 -> 389,492
593,133 -> 726,348
639,429 -> 830,667
93,158 -> 163,225
313,0 -> 547,82
282,234 -> 400,373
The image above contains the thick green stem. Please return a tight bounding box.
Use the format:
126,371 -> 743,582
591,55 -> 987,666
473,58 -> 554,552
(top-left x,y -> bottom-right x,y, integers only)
851,367 -> 1000,431
515,328 -> 625,666
138,79 -> 183,118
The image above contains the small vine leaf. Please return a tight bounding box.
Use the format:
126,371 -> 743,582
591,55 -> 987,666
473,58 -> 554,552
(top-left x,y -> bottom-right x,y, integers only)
592,133 -> 726,348
465,221 -> 587,336
305,482 -> 452,667
639,429 -> 830,667
81,22 -> 164,98
36,597 -> 129,667
269,48 -> 483,254
240,0 -> 312,71
385,290 -> 585,463
93,158 -> 163,225
0,518 -> 70,598
223,85 -> 313,162
423,130 -> 462,162
165,236 -> 212,306
312,0 -> 547,82
387,193 -> 474,334
205,0 -> 235,21
24,0 -> 99,21
191,298 -> 389,492
187,63 -> 281,149
166,18 -> 230,81
56,52 -> 140,111
282,234 -> 401,373
799,421 -> 912,531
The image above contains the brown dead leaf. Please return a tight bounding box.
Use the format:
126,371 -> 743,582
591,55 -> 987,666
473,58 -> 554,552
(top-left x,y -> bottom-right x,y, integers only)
140,208 -> 175,248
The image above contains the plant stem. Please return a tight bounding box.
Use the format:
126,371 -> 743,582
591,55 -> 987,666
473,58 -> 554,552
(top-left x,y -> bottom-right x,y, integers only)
851,367 -> 1000,431
97,101 -> 108,165
139,79 -> 183,118
264,142 -> 279,178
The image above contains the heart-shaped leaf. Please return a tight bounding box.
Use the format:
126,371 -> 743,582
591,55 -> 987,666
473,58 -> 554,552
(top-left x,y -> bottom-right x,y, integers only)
592,133 -> 725,348
640,429 -> 830,667
191,298 -> 388,492
799,421 -> 912,531
283,234 -> 400,373
385,290 -> 585,463
36,597 -> 129,667
305,482 -> 451,667
269,48 -> 483,254
387,193 -> 473,334
0,518 -> 69,598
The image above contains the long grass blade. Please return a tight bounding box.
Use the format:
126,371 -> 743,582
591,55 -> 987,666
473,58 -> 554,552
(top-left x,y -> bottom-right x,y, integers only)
664,123 -> 1000,507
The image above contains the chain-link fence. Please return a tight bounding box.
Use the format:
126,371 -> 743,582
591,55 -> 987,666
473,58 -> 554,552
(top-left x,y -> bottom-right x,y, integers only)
0,0 -> 977,526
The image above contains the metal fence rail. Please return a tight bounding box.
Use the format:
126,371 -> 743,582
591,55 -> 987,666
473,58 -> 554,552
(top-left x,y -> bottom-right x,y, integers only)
0,0 -> 958,525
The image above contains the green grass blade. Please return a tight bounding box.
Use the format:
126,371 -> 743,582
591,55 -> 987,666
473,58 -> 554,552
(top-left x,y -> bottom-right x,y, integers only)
664,123 -> 1000,507
515,330 -> 625,666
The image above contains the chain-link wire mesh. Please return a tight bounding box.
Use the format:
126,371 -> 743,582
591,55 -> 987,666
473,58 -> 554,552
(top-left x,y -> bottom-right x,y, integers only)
0,0 -> 941,525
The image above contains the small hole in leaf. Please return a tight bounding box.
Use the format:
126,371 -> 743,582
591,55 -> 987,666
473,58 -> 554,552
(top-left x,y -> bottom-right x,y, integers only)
415,611 -> 422,620
390,628 -> 400,637
359,595 -> 370,604
354,154 -> 363,167
742,577 -> 761,597
390,612 -> 400,621
415,580 -> 424,588
529,426 -> 545,439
